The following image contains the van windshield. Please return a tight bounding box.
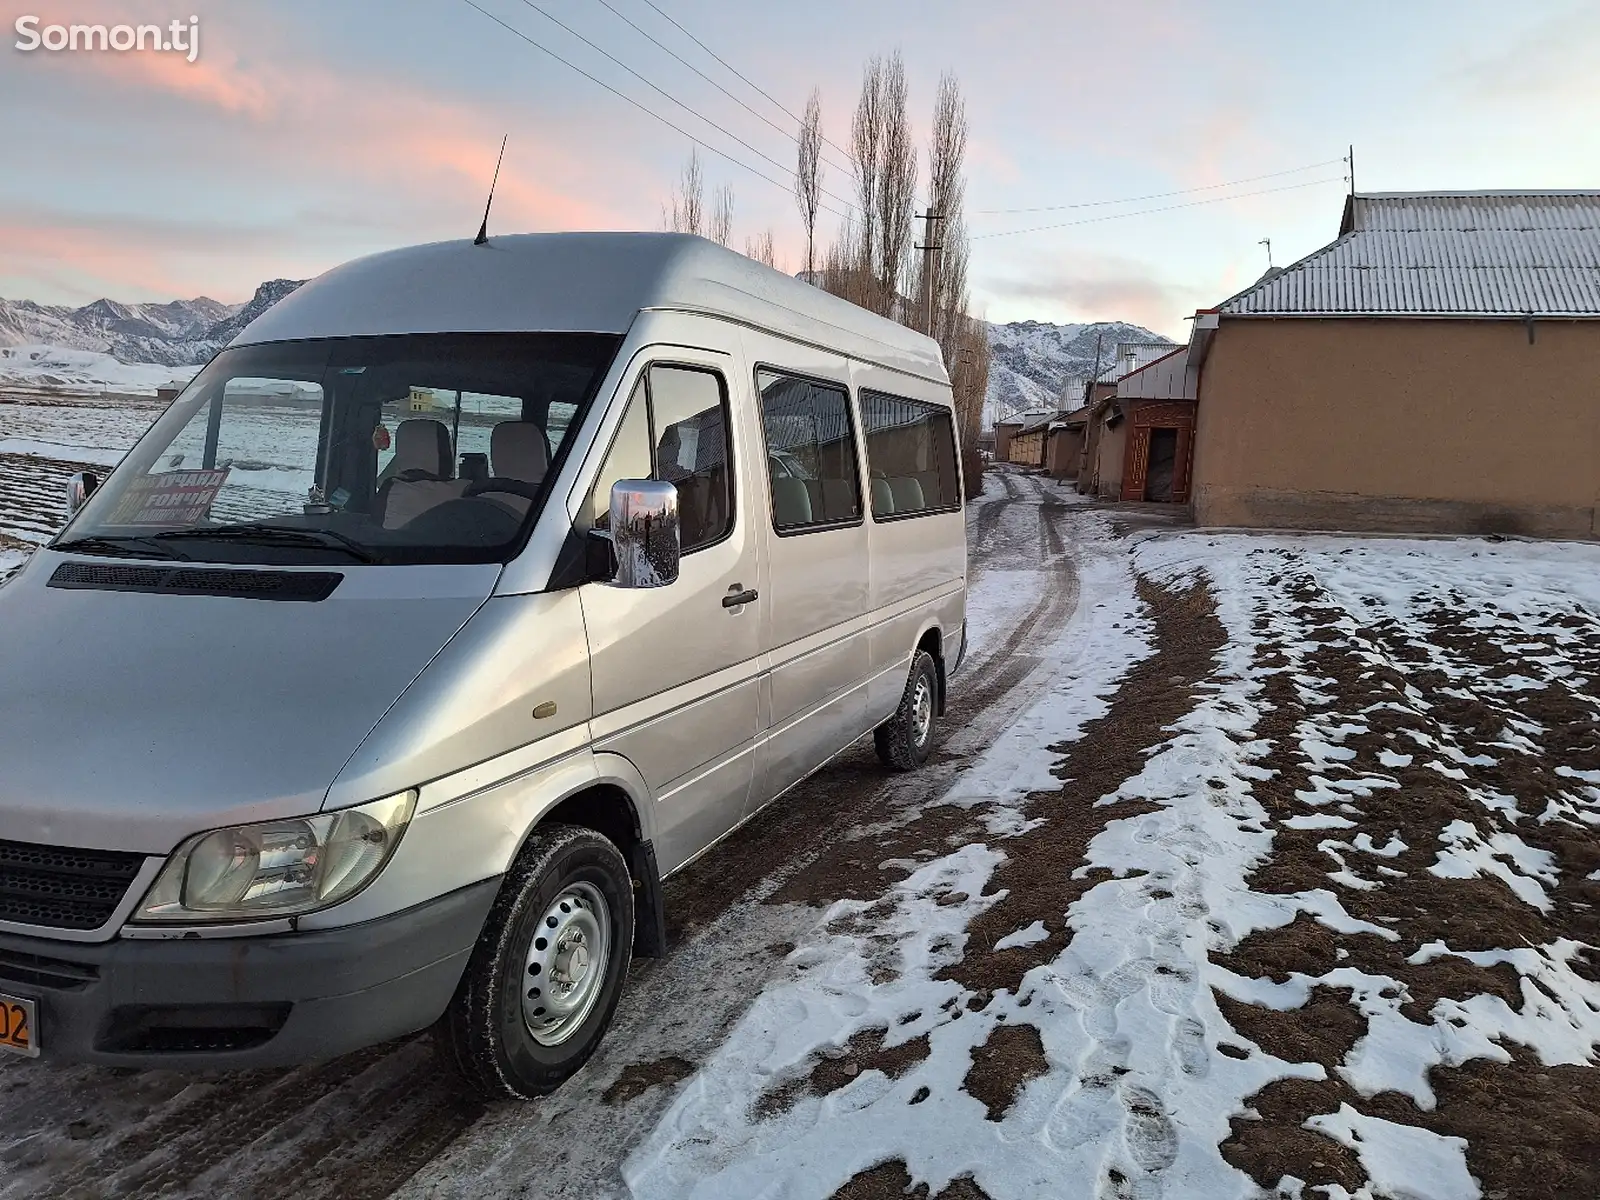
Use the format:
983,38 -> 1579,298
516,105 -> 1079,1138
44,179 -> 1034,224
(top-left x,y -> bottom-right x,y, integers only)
57,332 -> 620,565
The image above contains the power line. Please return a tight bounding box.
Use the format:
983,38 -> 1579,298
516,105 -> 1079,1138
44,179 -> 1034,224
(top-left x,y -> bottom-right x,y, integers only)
510,0 -> 857,213
589,0 -> 857,182
969,158 -> 1347,215
636,0 -> 858,168
970,176 -> 1345,240
460,0 -> 846,217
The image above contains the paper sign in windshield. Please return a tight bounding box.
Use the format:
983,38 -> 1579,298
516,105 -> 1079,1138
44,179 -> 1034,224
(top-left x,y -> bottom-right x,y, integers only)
108,469 -> 231,526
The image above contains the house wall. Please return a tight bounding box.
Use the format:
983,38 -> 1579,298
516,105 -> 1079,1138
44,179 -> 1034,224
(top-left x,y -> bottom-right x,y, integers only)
1047,427 -> 1083,476
993,423 -> 1021,461
1192,318 -> 1600,537
1009,429 -> 1045,467
1077,406 -> 1106,493
1095,421 -> 1128,498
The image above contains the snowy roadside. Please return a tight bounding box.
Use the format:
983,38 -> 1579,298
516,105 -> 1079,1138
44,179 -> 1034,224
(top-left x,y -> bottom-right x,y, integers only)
624,525 -> 1600,1200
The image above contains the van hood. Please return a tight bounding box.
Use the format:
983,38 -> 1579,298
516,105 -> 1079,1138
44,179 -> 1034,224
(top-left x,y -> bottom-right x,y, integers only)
0,553 -> 498,854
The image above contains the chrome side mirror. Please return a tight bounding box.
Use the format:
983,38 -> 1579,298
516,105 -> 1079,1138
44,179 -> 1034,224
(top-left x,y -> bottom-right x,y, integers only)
65,471 -> 99,518
608,478 -> 679,588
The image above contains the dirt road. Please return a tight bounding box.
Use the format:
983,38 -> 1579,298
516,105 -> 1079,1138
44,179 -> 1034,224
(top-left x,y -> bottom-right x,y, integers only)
0,469 -> 1091,1200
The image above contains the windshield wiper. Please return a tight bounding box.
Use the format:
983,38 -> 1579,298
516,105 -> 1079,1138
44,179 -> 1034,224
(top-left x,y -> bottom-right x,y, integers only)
153,523 -> 382,564
54,534 -> 190,561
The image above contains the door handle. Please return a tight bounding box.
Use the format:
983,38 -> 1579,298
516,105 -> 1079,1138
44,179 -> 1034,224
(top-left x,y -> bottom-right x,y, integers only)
722,586 -> 758,608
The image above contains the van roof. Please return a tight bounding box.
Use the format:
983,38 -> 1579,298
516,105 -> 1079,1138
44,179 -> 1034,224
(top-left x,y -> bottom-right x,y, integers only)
231,232 -> 949,385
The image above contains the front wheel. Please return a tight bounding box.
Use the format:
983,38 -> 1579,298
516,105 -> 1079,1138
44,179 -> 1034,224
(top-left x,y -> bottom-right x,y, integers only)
440,823 -> 635,1100
875,649 -> 939,771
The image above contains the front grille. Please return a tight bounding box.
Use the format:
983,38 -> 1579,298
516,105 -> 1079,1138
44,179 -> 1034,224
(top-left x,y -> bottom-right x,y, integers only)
0,838 -> 147,931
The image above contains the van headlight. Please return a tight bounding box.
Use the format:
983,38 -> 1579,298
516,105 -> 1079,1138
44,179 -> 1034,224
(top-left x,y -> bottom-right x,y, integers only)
134,791 -> 417,922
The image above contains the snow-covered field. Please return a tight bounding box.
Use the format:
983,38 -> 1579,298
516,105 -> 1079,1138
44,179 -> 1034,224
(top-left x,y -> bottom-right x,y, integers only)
625,527 -> 1600,1200
0,345 -> 195,394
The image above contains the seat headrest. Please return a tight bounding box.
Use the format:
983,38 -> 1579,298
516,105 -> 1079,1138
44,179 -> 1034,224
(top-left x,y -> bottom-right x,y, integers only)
491,422 -> 549,483
392,419 -> 452,478
770,477 -> 813,527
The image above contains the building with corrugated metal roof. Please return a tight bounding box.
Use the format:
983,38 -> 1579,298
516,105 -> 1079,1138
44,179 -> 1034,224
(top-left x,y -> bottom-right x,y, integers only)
1187,191 -> 1600,537
1078,345 -> 1200,500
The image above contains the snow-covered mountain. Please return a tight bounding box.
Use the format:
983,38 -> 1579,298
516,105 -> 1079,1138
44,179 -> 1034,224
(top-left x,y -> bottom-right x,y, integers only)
0,280 -> 305,369
986,319 -> 1172,426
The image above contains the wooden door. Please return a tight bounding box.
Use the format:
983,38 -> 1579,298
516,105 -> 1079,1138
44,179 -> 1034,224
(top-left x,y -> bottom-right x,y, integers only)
1172,427 -> 1194,503
1121,426 -> 1150,501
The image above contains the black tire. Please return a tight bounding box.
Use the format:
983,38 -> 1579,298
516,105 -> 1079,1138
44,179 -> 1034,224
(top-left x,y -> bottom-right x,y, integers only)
874,649 -> 939,771
440,823 -> 635,1101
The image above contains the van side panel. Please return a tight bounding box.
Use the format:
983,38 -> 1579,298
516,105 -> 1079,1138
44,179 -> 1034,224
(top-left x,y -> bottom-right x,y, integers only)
740,328 -> 873,807
852,362 -> 967,725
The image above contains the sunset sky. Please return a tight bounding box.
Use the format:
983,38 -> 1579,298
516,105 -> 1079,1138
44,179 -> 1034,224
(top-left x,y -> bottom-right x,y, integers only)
5,0 -> 1597,337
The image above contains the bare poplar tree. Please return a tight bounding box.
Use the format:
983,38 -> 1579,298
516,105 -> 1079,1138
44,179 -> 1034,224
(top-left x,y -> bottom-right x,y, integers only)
664,149 -> 705,236
829,53 -> 915,317
849,57 -> 885,311
794,89 -> 824,282
920,72 -> 985,497
744,228 -> 778,268
875,51 -> 917,320
710,183 -> 735,247
922,71 -> 969,345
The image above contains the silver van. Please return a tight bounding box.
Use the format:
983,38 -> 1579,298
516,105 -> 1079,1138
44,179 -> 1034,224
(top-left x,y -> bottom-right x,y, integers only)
0,234 -> 966,1098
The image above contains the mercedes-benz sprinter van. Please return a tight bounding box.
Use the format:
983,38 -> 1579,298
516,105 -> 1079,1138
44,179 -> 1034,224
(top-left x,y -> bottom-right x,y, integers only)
0,233 -> 967,1099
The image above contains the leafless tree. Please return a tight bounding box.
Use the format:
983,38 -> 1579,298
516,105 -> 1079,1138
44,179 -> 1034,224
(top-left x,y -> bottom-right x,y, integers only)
874,52 -> 917,320
744,228 -> 778,268
921,71 -> 969,342
710,183 -> 735,247
663,149 -> 705,236
828,53 -> 915,317
793,89 -> 824,282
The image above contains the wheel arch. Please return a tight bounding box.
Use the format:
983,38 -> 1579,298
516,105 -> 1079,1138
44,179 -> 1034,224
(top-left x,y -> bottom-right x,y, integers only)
510,752 -> 667,958
913,621 -> 947,715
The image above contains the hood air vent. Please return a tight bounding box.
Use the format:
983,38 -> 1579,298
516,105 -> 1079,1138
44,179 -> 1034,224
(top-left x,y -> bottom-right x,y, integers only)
49,561 -> 342,602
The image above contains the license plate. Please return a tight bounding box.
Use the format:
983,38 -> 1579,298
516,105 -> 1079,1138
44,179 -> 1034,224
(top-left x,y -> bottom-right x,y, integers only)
0,994 -> 38,1058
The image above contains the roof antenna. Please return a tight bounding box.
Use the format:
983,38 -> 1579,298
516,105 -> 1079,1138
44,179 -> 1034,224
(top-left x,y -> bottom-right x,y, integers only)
1258,238 -> 1273,269
474,135 -> 508,246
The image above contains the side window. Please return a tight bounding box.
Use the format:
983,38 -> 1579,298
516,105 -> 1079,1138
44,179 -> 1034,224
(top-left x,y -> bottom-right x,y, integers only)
860,390 -> 960,518
649,366 -> 733,553
589,379 -> 651,531
586,367 -> 735,554
756,370 -> 862,532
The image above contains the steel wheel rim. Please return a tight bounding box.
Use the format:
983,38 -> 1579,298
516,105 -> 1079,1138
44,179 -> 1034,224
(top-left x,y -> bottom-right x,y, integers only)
912,676 -> 934,746
522,881 -> 611,1046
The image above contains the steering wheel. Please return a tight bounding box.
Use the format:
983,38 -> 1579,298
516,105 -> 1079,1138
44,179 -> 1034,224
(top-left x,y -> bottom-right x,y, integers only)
465,477 -> 542,501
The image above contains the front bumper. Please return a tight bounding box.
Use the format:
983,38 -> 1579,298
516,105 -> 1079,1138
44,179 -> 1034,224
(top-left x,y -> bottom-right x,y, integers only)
0,878 -> 499,1069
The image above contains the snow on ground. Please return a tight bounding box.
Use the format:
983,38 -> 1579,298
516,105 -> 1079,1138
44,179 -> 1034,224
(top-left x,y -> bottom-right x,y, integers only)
626,526 -> 1600,1200
0,344 -> 195,394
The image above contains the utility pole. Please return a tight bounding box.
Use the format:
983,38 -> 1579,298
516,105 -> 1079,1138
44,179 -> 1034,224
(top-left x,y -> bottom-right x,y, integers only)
1348,143 -> 1356,197
915,209 -> 945,337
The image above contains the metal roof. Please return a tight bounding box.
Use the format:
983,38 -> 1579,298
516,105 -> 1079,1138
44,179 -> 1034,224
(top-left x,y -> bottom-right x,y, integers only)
1116,345 -> 1197,401
1219,192 -> 1600,318
1095,341 -> 1178,382
233,232 -> 948,383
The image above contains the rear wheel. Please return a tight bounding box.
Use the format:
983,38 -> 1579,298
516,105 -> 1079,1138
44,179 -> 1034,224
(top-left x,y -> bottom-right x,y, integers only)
875,649 -> 939,771
440,824 -> 634,1100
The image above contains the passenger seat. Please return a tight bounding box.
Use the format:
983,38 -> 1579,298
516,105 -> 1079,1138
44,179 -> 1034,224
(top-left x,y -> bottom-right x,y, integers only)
871,476 -> 896,516
476,422 -> 551,518
770,477 -> 813,527
888,476 -> 925,513
378,419 -> 467,529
